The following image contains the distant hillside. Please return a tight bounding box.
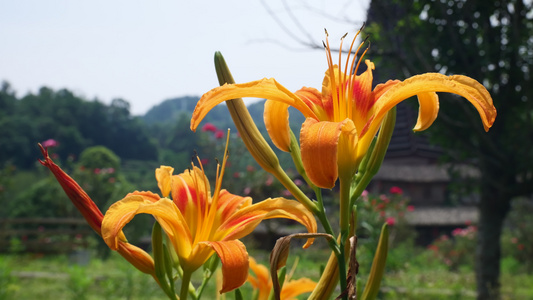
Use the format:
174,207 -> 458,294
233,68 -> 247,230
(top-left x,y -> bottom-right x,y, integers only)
142,96 -> 305,133
141,96 -> 200,125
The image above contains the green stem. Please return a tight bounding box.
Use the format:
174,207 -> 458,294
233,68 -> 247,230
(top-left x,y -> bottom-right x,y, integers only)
314,188 -> 336,239
179,270 -> 193,300
272,165 -> 318,215
338,175 -> 352,300
349,172 -> 371,210
339,175 -> 352,239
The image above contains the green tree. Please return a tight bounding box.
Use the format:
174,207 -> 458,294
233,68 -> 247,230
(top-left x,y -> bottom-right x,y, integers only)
0,85 -> 158,168
365,1 -> 533,298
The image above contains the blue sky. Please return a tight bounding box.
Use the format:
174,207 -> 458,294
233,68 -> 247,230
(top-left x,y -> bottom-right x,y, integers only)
1,0 -> 368,115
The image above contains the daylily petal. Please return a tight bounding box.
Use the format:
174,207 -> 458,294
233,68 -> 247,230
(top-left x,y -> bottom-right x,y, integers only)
216,190 -> 252,224
248,257 -> 272,300
281,278 -> 317,300
200,240 -> 249,293
264,99 -> 291,152
413,92 -> 439,131
116,241 -> 156,275
219,198 -> 317,248
336,119 -> 360,180
294,87 -> 329,120
350,60 -> 376,126
102,196 -> 192,259
371,73 -> 496,135
191,78 -> 318,131
125,191 -> 161,203
300,118 -> 358,189
156,166 -> 174,197
248,257 -> 270,289
373,79 -> 400,99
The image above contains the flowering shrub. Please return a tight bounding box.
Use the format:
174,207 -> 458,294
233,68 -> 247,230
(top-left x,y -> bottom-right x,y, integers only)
357,187 -> 416,253
427,225 -> 477,270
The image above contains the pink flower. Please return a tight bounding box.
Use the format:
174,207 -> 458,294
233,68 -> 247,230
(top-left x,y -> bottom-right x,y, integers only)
94,168 -> 101,174
41,139 -> 58,148
452,228 -> 463,236
233,172 -> 241,178
201,158 -> 209,165
407,205 -> 415,212
294,179 -> 304,186
214,130 -> 225,139
361,190 -> 369,197
389,186 -> 403,195
243,187 -> 251,195
282,190 -> 292,197
246,165 -> 256,172
511,237 -> 518,244
386,217 -> 396,226
201,122 -> 217,132
265,176 -> 273,186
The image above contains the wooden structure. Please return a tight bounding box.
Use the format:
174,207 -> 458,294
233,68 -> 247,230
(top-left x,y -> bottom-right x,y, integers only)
0,218 -> 93,253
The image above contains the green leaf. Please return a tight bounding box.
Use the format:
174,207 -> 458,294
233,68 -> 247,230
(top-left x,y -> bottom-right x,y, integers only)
361,223 -> 389,300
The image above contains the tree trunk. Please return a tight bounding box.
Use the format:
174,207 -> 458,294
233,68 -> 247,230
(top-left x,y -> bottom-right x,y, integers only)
475,189 -> 511,300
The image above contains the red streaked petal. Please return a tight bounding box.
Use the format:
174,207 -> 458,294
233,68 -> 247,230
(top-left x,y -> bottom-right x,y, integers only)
171,166 -> 210,215
216,190 -> 252,224
39,144 -> 103,235
219,198 -> 317,248
351,60 -> 376,122
295,87 -> 329,120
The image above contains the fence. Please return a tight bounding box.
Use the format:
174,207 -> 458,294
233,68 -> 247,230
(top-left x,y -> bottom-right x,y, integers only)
0,218 -> 94,253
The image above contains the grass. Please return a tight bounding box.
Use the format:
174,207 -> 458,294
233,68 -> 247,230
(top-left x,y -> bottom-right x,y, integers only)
1,245 -> 532,300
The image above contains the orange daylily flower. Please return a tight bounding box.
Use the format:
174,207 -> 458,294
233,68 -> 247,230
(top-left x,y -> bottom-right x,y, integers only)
190,31 -> 496,189
248,257 -> 317,300
101,147 -> 317,293
38,144 -> 156,277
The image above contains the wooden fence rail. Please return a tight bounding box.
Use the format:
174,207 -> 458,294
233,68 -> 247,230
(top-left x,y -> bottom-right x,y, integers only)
0,218 -> 94,253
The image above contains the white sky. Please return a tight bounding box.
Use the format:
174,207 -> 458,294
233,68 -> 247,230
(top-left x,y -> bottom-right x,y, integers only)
0,0 -> 368,115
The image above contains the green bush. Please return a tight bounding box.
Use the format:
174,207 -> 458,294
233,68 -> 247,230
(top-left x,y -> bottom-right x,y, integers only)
502,198 -> 533,273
